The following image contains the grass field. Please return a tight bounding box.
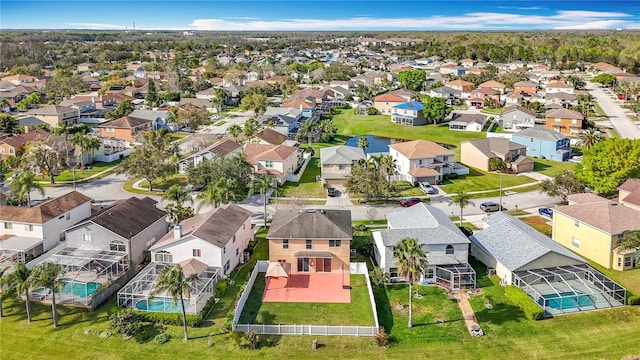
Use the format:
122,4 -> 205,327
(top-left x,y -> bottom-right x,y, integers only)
533,158 -> 576,177
238,275 -> 374,326
520,215 -> 553,237
278,157 -> 325,198
35,160 -> 120,183
122,174 -> 187,195
440,167 -> 534,194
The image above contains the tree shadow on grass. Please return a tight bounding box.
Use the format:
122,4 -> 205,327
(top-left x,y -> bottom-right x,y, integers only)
375,286 -> 393,333
473,302 -> 527,327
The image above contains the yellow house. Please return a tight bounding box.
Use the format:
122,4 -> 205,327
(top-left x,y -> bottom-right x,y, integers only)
552,193 -> 640,271
267,209 -> 352,275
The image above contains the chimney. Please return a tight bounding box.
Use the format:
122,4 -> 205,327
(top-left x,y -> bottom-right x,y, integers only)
173,224 -> 182,239
24,125 -> 29,133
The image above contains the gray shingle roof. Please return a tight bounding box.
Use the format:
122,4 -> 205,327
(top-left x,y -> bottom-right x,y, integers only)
470,212 -> 585,272
267,209 -> 352,240
462,138 -> 526,158
320,145 -> 365,165
513,128 -> 567,141
85,197 -> 166,239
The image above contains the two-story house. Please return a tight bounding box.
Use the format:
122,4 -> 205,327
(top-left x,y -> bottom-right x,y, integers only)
446,79 -> 475,93
513,80 -> 538,95
460,138 -> 534,173
149,204 -> 253,275
178,139 -> 242,174
545,81 -> 574,95
511,128 -> 571,162
373,93 -> 406,115
319,145 -> 366,187
0,129 -> 49,158
257,107 -> 304,139
27,105 -> 79,127
267,209 -> 352,275
391,101 -> 427,126
552,193 -> 640,271
372,203 -> 476,289
478,80 -> 506,94
98,116 -> 152,144
0,191 -> 92,262
243,143 -> 301,185
64,197 -> 167,266
389,140 -> 455,184
499,105 -> 539,132
545,108 -> 584,136
280,99 -> 316,118
618,178 -> 640,212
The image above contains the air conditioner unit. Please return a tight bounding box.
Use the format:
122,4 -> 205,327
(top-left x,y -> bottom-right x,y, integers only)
350,249 -> 357,259
487,267 -> 496,275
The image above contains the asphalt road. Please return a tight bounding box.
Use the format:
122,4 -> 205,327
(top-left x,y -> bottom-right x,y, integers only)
586,81 -> 640,139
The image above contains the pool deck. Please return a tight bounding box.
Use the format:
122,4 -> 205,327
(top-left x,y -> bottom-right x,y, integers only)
262,273 -> 351,303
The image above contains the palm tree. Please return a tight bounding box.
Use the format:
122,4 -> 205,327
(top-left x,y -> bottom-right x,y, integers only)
616,231 -> 640,254
228,124 -> 242,142
488,157 -> 509,173
70,131 -> 87,170
151,265 -> 200,340
448,191 -> 474,227
215,177 -> 240,204
8,263 -> 33,322
296,119 -> 317,148
197,183 -> 224,211
249,174 -> 276,228
9,171 -> 45,207
50,122 -> 72,167
29,262 -> 66,328
576,129 -> 603,151
84,136 -> 102,167
211,88 -> 227,116
0,267 -> 11,318
393,237 -> 428,328
163,184 -> 193,207
358,136 -> 369,152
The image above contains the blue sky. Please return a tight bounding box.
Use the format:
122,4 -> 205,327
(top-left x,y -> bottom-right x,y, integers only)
2,1 -> 640,30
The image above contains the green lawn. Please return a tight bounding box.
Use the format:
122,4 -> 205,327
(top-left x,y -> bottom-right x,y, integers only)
588,261 -> 640,296
480,107 -> 504,115
278,157 -> 325,198
122,174 -> 187,195
440,167 -> 534,193
35,160 -> 121,183
465,183 -> 543,199
520,216 -> 553,237
532,158 -> 576,177
238,275 -> 374,326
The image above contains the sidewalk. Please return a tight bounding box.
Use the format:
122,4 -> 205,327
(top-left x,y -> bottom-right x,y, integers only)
36,166 -> 117,185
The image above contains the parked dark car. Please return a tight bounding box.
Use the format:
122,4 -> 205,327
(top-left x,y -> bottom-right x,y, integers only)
400,198 -> 422,207
538,207 -> 553,217
327,187 -> 338,197
480,202 -> 501,212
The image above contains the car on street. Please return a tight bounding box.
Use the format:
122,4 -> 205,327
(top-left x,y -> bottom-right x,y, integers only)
480,202 -> 501,212
418,181 -> 436,194
326,187 -> 338,197
400,197 -> 422,207
538,207 -> 553,217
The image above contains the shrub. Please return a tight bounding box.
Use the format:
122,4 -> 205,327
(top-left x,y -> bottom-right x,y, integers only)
628,296 -> 640,305
109,308 -> 144,337
366,107 -> 379,115
98,331 -> 113,339
154,333 -> 170,345
445,173 -> 458,180
504,286 -> 544,320
373,327 -> 389,347
215,279 -> 229,298
353,224 -> 367,232
136,310 -> 204,327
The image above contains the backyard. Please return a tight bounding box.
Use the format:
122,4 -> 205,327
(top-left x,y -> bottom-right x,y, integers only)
440,167 -> 535,194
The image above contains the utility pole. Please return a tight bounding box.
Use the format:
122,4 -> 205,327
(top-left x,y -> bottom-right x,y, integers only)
498,170 -> 503,211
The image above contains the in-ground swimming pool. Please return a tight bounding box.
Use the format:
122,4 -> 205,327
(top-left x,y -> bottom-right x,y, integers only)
61,280 -> 101,297
538,291 -> 595,310
135,298 -> 185,313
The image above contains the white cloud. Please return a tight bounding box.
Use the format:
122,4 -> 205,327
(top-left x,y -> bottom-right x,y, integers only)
68,22 -> 124,30
189,10 -> 639,31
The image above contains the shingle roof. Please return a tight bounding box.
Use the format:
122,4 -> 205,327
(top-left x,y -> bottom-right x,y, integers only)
501,105 -> 538,117
128,109 -> 169,121
374,93 -> 406,103
320,145 -> 365,165
470,212 -> 585,271
267,209 -> 352,240
462,138 -> 525,158
566,193 -> 608,204
98,116 -> 150,129
513,128 -> 567,141
389,140 -> 453,159
546,108 -> 584,120
618,178 -> 640,192
243,143 -> 297,163
254,128 -> 287,145
478,80 -> 506,88
555,200 -> 640,235
27,105 -> 77,116
0,129 -> 49,148
386,203 -> 469,242
152,204 -> 251,249
79,197 -> 166,239
546,81 -> 573,89
450,113 -> 487,125
0,191 -> 91,223
179,258 -> 209,276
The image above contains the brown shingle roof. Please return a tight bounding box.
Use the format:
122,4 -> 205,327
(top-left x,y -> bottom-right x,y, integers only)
566,193 -> 608,205
281,99 -> 314,109
618,178 -> 640,192
374,93 -> 406,103
152,204 -> 251,249
389,140 -> 454,159
0,191 -> 91,223
546,108 -> 584,120
478,80 -> 506,89
27,105 -> 77,116
555,200 -> 640,235
243,143 -> 297,163
501,105 -> 538,117
463,138 -> 526,158
267,209 -> 352,240
254,128 -> 287,145
81,197 -> 166,239
179,258 -> 209,276
0,129 -> 49,148
98,116 -> 150,129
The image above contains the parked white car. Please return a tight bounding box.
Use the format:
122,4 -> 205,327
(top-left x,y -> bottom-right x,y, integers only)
418,181 -> 436,194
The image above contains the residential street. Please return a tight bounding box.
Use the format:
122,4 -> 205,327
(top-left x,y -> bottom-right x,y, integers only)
586,81 -> 640,139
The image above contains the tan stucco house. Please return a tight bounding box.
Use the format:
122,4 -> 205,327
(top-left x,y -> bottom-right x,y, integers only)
460,138 -> 534,173
319,145 -> 366,187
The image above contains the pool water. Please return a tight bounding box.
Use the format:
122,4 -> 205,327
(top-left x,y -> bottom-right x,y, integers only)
61,281 -> 101,297
135,299 -> 185,313
346,135 -> 456,155
538,292 -> 595,310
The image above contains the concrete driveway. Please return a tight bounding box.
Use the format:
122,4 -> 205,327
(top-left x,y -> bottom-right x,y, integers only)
586,81 -> 640,139
199,110 -> 255,137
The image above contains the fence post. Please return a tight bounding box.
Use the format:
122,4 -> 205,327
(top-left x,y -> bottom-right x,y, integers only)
278,324 -> 281,335
263,323 -> 265,334
325,324 -> 328,335
340,325 -> 343,336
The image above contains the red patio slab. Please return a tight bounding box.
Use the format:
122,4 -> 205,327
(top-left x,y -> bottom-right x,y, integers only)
262,273 -> 351,303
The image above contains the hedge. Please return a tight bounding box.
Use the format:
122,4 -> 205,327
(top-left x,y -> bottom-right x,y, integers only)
135,310 -> 204,327
215,279 -> 229,298
628,295 -> 640,305
504,286 -> 545,320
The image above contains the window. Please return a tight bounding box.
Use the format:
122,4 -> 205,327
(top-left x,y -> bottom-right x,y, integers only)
572,119 -> 577,124
574,220 -> 580,227
572,237 -> 580,249
297,258 -> 310,272
265,160 -> 274,167
223,247 -> 226,254
625,257 -> 632,267
24,224 -> 33,231
4,222 -> 12,229
236,248 -> 239,256
66,213 -> 70,220
83,233 -> 91,242
418,159 -> 423,165
282,239 -> 289,249
9,148 -> 14,154
389,267 -> 399,278
445,245 -> 454,254
223,260 -> 230,274
110,240 -> 126,252
555,117 -> 561,122
618,257 -> 622,267
329,240 -> 341,248
339,164 -> 346,170
232,235 -> 236,243
306,239 -> 312,249
529,138 -> 534,143
154,251 -> 172,263
193,249 -> 202,257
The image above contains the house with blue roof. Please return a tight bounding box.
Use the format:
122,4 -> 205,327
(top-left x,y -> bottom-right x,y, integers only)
391,101 -> 427,126
511,128 -> 572,162
372,203 -> 476,290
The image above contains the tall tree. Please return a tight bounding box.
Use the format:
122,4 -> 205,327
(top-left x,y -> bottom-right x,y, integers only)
539,170 -> 587,204
45,70 -> 86,100
8,171 -> 45,206
25,143 -> 66,184
393,237 -> 428,328
448,191 -> 474,227
0,267 -> 11,318
163,184 -> 193,207
616,231 -> 640,255
576,138 -> 640,195
240,93 -> 268,114
0,113 -> 20,133
151,265 -> 200,340
228,124 -> 242,141
397,70 -> 426,91
105,99 -> 134,120
8,263 -> 33,322
118,130 -> 176,191
147,78 -> 158,107
592,73 -> 617,87
345,159 -> 390,200
29,262 -> 66,328
576,129 -> 603,151
211,88 -> 227,115
296,119 -> 317,148
249,174 -> 276,228
489,157 -> 509,173
357,136 -> 369,152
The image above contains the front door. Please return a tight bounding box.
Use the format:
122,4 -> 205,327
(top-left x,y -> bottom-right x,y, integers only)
297,258 -> 310,272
